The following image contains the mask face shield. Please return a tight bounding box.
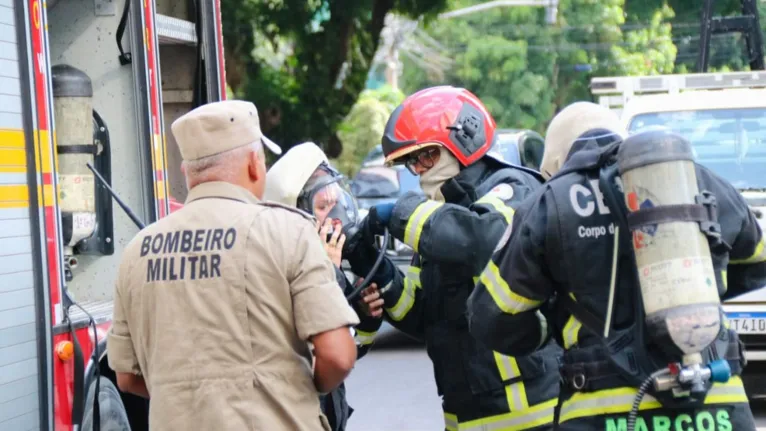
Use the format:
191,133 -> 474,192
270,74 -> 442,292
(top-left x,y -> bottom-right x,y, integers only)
298,165 -> 360,236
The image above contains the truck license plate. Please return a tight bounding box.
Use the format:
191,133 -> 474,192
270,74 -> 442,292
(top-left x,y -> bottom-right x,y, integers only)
726,312 -> 766,334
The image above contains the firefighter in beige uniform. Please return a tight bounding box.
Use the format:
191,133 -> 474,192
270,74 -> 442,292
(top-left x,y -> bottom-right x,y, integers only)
106,100 -> 360,430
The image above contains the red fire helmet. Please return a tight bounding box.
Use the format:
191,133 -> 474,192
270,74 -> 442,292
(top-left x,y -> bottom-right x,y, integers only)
381,86 -> 497,167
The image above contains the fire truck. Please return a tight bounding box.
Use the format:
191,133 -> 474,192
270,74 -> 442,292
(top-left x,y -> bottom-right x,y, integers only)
0,0 -> 226,429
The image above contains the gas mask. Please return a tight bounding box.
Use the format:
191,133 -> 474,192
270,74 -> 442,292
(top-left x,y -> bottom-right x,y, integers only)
297,163 -> 361,241
302,166 -> 389,302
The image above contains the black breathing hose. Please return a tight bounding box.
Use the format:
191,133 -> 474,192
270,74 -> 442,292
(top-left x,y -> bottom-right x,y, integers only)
627,369 -> 668,431
345,228 -> 390,301
627,375 -> 653,431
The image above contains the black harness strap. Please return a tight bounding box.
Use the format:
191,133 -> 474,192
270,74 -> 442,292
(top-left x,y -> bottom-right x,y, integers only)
557,294 -> 607,343
57,145 -> 99,155
627,204 -> 710,228
626,190 -> 724,244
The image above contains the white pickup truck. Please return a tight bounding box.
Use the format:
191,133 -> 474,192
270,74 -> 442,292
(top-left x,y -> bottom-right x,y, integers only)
591,71 -> 766,397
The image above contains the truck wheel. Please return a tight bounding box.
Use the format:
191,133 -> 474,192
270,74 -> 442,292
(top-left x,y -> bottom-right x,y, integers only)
82,377 -> 132,431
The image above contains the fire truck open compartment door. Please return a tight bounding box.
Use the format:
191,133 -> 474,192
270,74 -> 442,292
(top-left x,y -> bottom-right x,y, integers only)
155,0 -> 228,204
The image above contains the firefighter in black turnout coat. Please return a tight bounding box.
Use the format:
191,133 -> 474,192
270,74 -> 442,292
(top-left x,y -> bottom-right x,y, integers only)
345,86 -> 562,430
467,101 -> 766,430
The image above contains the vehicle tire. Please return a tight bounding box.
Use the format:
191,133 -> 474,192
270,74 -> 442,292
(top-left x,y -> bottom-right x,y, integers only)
81,376 -> 132,431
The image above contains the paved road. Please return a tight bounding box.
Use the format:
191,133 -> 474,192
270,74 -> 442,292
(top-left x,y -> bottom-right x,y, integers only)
344,327 -> 766,431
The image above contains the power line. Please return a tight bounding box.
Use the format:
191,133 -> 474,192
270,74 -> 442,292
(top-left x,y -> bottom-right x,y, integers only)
443,32 -> 737,53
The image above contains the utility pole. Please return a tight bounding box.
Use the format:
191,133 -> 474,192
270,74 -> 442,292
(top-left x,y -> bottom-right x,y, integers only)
385,44 -> 400,89
381,15 -> 419,90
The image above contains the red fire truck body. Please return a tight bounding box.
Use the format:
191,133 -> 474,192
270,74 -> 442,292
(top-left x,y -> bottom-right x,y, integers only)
0,0 -> 226,429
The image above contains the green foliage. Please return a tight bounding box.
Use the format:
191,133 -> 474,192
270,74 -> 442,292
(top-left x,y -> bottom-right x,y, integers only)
221,0 -> 764,156
333,85 -> 405,177
400,0 -> 757,133
610,4 -> 677,76
400,3 -> 558,134
220,0 -> 449,158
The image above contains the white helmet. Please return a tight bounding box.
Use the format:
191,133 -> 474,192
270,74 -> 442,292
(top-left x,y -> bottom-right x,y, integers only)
541,102 -> 626,179
264,142 -> 329,207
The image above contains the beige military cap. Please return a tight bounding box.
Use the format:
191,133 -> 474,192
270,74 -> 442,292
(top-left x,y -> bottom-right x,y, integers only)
171,100 -> 282,161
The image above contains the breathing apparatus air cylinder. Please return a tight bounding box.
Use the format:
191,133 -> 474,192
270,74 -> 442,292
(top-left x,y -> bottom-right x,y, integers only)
52,65 -> 98,262
617,130 -> 730,395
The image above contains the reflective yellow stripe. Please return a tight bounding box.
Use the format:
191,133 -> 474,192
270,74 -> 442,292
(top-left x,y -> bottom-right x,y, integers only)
561,314 -> 582,349
406,266 -> 422,288
354,329 -> 376,346
444,412 -> 459,431
730,236 -> 766,264
721,270 -> 728,294
34,130 -> 55,175
0,184 -> 55,209
403,200 -> 443,252
494,353 -> 529,411
479,260 -> 542,315
0,148 -> 26,173
558,376 -> 749,423
452,398 -> 557,430
703,376 -> 749,404
476,194 -> 515,224
385,267 -> 420,321
534,310 -> 549,349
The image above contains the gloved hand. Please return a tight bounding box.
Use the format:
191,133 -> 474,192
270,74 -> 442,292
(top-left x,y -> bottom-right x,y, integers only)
366,203 -> 395,236
343,226 -> 380,276
342,203 -> 393,276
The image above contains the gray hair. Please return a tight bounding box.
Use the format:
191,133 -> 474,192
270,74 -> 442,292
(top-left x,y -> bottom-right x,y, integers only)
182,141 -> 263,189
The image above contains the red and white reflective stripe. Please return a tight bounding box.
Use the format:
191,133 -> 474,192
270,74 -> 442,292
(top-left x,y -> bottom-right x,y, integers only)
142,0 -> 170,220
29,0 -> 64,324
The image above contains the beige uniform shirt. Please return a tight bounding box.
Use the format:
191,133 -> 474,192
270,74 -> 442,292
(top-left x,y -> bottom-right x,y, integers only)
107,181 -> 360,430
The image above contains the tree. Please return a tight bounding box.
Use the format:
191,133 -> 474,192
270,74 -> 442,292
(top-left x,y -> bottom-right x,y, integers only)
552,0 -> 628,107
400,0 -> 680,131
334,85 -> 405,177
400,1 -> 559,133
610,4 -> 677,76
220,0 -> 450,158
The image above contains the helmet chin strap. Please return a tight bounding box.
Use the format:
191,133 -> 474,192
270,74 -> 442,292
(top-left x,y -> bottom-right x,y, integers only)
419,147 -> 461,201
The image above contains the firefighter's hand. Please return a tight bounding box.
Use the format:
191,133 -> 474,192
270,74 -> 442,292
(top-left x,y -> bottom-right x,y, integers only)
318,219 -> 346,268
342,223 -> 379,274
358,283 -> 384,318
367,204 -> 394,236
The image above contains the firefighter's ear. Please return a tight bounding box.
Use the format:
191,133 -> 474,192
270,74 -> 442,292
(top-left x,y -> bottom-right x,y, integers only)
247,147 -> 265,182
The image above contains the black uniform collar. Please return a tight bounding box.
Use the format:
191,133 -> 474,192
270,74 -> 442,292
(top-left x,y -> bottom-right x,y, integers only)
552,132 -> 622,180
440,158 -> 495,206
